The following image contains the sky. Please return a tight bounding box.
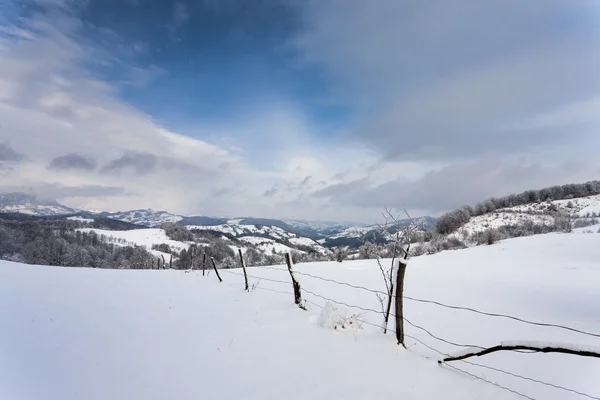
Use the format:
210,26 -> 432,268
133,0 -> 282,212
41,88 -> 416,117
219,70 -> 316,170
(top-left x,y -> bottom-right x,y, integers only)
1,0 -> 599,223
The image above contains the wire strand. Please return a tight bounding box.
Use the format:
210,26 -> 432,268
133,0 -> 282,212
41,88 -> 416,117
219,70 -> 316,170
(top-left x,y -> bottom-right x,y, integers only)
253,264 -> 600,339
460,360 -> 599,400
403,296 -> 600,339
216,267 -> 596,400
442,362 -> 537,400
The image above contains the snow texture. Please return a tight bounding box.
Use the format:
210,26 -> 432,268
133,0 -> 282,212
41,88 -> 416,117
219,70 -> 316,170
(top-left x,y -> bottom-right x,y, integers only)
77,228 -> 190,252
1,232 -> 599,399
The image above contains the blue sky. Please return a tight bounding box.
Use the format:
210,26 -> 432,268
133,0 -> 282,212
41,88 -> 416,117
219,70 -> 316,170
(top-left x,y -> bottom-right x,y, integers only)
1,0 -> 600,222
83,1 -> 336,126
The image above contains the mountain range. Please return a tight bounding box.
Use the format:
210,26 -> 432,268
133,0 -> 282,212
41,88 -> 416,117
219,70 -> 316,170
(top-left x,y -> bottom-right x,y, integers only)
0,192 -> 436,252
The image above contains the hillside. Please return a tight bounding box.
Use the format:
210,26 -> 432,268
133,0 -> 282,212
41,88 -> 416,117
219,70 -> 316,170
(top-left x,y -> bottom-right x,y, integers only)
0,192 -> 436,253
453,194 -> 600,239
186,219 -> 330,255
435,182 -> 600,247
0,193 -> 77,216
1,231 -> 598,399
100,209 -> 183,227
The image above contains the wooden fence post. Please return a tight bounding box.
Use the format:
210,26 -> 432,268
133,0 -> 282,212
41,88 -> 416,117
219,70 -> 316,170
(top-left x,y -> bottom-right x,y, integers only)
395,259 -> 407,347
210,257 -> 223,283
285,253 -> 304,308
169,255 -> 173,270
161,255 -> 165,270
202,253 -> 206,276
239,249 -> 249,291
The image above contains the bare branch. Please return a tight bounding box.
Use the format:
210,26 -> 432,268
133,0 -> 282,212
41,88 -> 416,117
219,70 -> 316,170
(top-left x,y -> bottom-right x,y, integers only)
440,343 -> 600,364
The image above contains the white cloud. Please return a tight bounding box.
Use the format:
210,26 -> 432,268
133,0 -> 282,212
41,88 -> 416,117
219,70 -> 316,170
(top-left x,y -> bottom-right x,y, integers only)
0,2 -> 379,221
294,0 -> 600,159
1,0 -> 599,223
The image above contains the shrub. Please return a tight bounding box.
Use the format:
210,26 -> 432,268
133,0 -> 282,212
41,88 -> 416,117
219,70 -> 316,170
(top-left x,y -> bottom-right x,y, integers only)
441,237 -> 466,250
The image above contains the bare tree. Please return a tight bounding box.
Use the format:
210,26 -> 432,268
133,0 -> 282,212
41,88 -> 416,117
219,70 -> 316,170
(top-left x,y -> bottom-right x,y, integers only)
370,207 -> 421,334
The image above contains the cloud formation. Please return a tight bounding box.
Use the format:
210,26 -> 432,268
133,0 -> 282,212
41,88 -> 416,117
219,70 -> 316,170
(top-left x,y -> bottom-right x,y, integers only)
0,0 -> 599,223
100,152 -> 158,175
0,143 -> 24,162
48,153 -> 97,171
293,0 -> 600,162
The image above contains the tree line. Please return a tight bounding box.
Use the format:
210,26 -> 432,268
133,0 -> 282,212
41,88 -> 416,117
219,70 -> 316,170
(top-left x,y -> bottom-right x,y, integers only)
436,180 -> 600,234
0,217 -> 156,269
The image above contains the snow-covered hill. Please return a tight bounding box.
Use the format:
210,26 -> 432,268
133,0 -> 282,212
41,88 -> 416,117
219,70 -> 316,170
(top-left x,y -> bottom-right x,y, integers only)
187,220 -> 330,255
104,209 -> 183,227
1,231 -> 598,399
0,192 -> 436,252
77,228 -> 190,259
0,193 -> 77,216
456,194 -> 600,236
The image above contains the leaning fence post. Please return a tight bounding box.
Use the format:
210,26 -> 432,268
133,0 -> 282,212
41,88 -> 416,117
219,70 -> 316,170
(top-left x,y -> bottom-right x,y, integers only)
202,253 -> 206,276
190,247 -> 195,270
285,252 -> 304,309
169,255 -> 173,269
210,257 -> 223,283
395,258 -> 407,347
239,249 -> 249,291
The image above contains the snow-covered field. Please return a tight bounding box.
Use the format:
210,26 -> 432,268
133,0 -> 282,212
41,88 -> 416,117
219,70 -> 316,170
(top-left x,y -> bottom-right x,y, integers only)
1,232 -> 598,399
77,228 -> 189,257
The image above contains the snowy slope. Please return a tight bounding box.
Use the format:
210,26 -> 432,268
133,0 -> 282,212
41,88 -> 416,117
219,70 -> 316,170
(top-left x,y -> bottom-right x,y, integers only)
188,220 -> 330,255
457,194 -> 600,236
105,209 -> 183,227
0,193 -> 77,216
1,231 -> 598,399
77,228 -> 190,257
238,236 -> 300,254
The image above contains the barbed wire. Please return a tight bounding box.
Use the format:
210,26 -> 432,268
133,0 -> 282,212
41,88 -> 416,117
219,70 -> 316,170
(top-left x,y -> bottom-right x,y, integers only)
460,360 -> 600,400
402,295 -> 600,339
219,269 -> 291,286
298,285 -> 485,349
300,287 -> 386,316
251,264 -> 600,339
216,267 -> 595,400
441,362 -> 537,400
403,317 -> 485,349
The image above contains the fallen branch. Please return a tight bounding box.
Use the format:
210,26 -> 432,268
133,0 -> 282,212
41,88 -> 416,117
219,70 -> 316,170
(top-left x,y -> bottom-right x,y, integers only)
439,341 -> 600,364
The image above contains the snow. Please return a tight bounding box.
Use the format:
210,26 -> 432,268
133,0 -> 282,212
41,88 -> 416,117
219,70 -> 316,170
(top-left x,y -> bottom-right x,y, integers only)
106,210 -> 183,227
288,237 -> 330,255
457,212 -> 555,236
0,203 -> 75,216
239,236 -> 300,254
67,216 -> 94,223
458,194 -> 600,236
77,228 -> 190,252
1,231 -> 599,399
326,225 -> 373,240
188,222 -> 329,254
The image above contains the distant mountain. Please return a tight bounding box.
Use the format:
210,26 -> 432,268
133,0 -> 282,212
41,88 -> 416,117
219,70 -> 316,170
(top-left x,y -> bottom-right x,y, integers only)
317,216 -> 437,248
0,193 -> 77,216
179,215 -> 228,226
0,191 -> 436,250
103,209 -> 183,227
185,218 -> 331,255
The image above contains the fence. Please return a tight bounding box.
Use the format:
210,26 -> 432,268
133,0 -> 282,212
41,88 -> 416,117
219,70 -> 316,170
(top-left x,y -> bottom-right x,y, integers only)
194,249 -> 599,400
